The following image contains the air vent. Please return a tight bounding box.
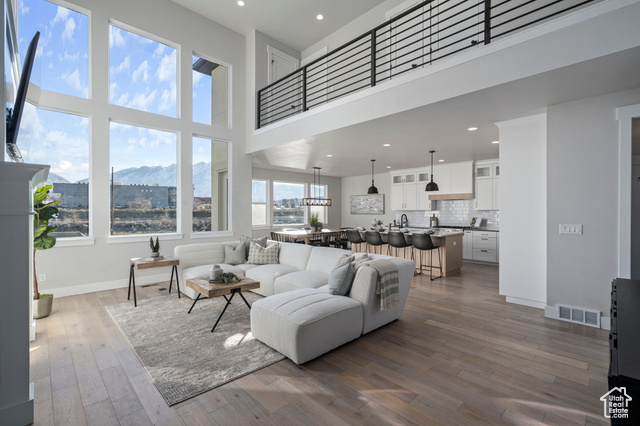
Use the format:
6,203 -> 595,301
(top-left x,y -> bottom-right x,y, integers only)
556,304 -> 600,328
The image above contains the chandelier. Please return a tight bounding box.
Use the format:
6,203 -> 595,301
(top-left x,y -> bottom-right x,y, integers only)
302,167 -> 332,206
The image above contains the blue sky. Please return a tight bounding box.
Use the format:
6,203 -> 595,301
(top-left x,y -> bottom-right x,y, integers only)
110,122 -> 176,172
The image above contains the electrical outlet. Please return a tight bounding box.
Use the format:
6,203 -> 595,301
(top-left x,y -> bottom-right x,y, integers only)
559,224 -> 583,235
38,273 -> 46,282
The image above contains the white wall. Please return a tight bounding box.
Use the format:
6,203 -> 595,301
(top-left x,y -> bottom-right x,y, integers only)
29,0 -> 252,297
497,114 -> 547,309
251,167 -> 342,238
341,172 -> 396,228
547,88 -> 640,318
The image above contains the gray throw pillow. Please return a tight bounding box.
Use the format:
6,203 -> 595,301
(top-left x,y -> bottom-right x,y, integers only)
224,241 -> 247,265
334,253 -> 355,268
328,261 -> 356,296
353,253 -> 371,270
240,235 -> 268,259
247,242 -> 280,265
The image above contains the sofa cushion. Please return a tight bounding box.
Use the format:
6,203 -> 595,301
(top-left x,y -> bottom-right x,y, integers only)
305,247 -> 354,274
247,242 -> 280,265
224,241 -> 247,265
245,264 -> 300,297
178,264 -> 246,299
250,289 -> 363,364
274,271 -> 329,294
278,242 -> 313,270
236,264 -> 258,273
328,261 -> 356,296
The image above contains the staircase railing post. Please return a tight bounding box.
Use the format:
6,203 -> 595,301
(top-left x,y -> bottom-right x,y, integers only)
484,0 -> 491,45
302,68 -> 308,111
257,90 -> 262,128
370,30 -> 377,87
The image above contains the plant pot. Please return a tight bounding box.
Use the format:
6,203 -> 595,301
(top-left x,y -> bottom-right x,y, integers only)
224,277 -> 231,283
33,296 -> 53,319
151,251 -> 159,258
315,223 -> 323,232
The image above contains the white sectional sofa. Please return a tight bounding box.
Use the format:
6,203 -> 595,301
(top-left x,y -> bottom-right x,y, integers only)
173,240 -> 415,364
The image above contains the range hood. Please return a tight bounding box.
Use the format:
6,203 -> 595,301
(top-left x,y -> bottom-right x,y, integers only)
428,193 -> 473,201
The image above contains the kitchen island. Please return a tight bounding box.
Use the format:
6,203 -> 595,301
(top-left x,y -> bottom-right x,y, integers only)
357,229 -> 463,277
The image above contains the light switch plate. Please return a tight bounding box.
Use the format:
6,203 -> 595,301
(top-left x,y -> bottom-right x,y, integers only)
559,224 -> 582,235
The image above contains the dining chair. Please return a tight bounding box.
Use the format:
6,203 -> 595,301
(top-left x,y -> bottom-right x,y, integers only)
412,233 -> 442,280
387,231 -> 413,260
365,230 -> 385,255
346,229 -> 366,252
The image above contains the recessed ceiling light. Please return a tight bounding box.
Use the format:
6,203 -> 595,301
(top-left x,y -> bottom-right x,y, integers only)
383,143 -> 391,147
237,0 -> 245,6
316,14 -> 324,20
326,154 -> 333,157
468,127 -> 478,131
439,159 -> 444,162
386,166 -> 391,169
491,140 -> 500,144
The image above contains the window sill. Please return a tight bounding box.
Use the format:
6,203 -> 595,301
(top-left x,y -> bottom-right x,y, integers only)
191,231 -> 234,239
107,233 -> 184,244
252,226 -> 271,230
55,237 -> 96,247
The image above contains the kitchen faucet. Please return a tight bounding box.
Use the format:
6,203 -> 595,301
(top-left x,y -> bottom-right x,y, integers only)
400,214 -> 408,228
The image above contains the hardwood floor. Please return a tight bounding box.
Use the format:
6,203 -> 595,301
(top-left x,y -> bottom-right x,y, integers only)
30,263 -> 610,425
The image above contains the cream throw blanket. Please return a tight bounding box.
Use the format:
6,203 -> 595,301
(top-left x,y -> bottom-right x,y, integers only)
357,258 -> 400,311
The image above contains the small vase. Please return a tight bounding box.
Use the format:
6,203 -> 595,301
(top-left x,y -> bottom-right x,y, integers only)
210,265 -> 223,281
151,251 -> 159,258
315,223 -> 323,232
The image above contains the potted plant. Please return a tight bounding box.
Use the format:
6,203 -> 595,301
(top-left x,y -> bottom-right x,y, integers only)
213,272 -> 240,283
310,212 -> 322,231
33,185 -> 60,319
149,237 -> 160,257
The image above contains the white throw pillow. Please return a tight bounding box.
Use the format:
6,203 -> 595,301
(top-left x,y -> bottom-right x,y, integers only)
247,242 -> 280,265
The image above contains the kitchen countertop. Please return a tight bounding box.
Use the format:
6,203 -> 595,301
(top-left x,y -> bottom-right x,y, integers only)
360,229 -> 464,237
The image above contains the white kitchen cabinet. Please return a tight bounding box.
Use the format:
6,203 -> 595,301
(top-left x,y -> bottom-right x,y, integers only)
474,159 -> 499,210
493,178 -> 499,210
391,172 -> 416,185
471,230 -> 498,263
391,180 -> 417,210
449,162 -> 473,193
475,164 -> 492,179
463,230 -> 473,259
474,179 -> 494,210
391,185 -> 404,210
417,188 -> 433,210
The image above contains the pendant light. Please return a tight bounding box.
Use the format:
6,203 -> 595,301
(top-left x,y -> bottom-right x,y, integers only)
425,150 -> 439,191
302,167 -> 332,206
367,159 -> 379,194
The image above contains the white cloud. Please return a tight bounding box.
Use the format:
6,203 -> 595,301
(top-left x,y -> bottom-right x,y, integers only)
158,83 -> 176,112
51,7 -> 70,26
19,2 -> 30,15
193,71 -> 203,87
111,56 -> 130,74
109,83 -> 118,100
62,18 -> 76,42
132,60 -> 149,83
58,50 -> 79,62
156,50 -> 176,82
45,50 -> 53,57
109,26 -> 125,49
48,62 -> 54,69
116,93 -> 130,106
61,68 -> 83,91
56,160 -> 73,171
153,44 -> 165,58
128,90 -> 156,111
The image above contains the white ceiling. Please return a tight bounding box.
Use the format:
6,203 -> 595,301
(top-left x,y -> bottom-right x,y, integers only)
170,0 -> 387,52
252,47 -> 640,177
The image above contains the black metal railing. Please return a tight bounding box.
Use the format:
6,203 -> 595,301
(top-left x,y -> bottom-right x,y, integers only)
257,0 -> 596,128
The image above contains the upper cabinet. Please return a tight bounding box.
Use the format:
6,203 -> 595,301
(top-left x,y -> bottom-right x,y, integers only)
474,159 -> 499,210
391,172 -> 419,210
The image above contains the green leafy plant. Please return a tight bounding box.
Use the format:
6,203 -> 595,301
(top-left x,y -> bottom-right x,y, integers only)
33,185 -> 60,300
213,272 -> 240,283
310,212 -> 320,227
149,236 -> 160,253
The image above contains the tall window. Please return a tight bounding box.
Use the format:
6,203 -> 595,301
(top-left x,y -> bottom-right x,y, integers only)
193,137 -> 228,232
252,179 -> 267,227
17,107 -> 90,237
17,0 -> 89,98
192,54 -> 228,128
109,25 -> 176,117
309,184 -> 328,224
273,182 -> 305,226
109,122 -> 177,235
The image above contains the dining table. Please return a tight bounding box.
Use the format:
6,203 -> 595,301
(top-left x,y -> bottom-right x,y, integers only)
271,229 -> 343,245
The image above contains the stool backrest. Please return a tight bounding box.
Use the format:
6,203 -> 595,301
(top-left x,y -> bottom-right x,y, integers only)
346,229 -> 364,244
412,233 -> 437,250
365,230 -> 384,246
387,231 -> 409,248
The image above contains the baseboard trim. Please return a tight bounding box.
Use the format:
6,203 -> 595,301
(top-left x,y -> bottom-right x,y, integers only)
505,296 -> 546,309
49,272 -> 171,298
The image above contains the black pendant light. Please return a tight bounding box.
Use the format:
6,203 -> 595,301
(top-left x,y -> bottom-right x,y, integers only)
367,159 -> 379,194
425,150 -> 439,191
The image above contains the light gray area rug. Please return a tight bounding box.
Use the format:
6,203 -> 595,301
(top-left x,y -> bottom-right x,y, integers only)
105,292 -> 285,405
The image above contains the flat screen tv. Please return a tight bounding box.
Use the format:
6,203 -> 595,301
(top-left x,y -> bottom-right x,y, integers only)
6,31 -> 39,163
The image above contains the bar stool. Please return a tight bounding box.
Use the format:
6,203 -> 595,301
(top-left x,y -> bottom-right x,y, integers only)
365,230 -> 385,255
412,233 -> 442,280
346,229 -> 366,252
387,231 -> 413,260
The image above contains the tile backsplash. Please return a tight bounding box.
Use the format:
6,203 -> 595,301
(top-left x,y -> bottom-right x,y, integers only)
395,200 -> 499,228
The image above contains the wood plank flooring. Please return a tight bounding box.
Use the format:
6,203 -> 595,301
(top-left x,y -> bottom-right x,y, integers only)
29,263 -> 611,425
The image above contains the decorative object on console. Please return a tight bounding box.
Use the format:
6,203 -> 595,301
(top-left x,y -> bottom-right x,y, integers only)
302,167 -> 332,206
425,150 -> 439,191
367,159 -> 379,194
149,236 -> 160,258
33,184 -> 59,319
371,218 -> 384,231
209,264 -> 223,282
310,211 -> 322,231
350,193 -> 384,214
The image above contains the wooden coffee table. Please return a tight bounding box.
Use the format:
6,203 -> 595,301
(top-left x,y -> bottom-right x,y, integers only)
186,277 -> 260,332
